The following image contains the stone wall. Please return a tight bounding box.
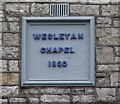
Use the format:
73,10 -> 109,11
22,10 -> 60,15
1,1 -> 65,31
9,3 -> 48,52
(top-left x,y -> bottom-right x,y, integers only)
0,0 -> 120,103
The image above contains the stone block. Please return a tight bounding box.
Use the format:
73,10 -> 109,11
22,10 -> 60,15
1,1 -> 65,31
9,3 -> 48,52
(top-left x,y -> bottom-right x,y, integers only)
0,60 -> 7,72
3,33 -> 19,46
2,22 -> 8,32
31,3 -> 49,16
10,98 -> 26,102
9,22 -> 19,32
5,3 -> 29,15
72,95 -> 81,102
97,17 -> 111,27
81,95 -> 95,102
96,28 -> 111,37
96,72 -> 110,87
85,88 -> 95,94
0,46 -> 2,59
6,16 -> 19,21
41,95 -> 70,102
110,72 -> 119,86
9,60 -> 19,72
96,47 -> 114,63
3,47 -> 19,59
1,73 -> 19,85
41,87 -> 70,94
97,65 -> 119,71
102,5 -> 118,16
70,5 -> 99,15
97,35 -> 120,45
2,86 -> 18,96
115,47 -> 120,56
29,98 -> 39,103
89,0 -> 110,3
115,57 -> 120,63
113,18 -> 120,27
96,88 -> 116,102
72,87 -> 85,94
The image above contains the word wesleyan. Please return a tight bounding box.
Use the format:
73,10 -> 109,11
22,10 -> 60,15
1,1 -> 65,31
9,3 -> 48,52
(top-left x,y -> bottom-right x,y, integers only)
33,33 -> 84,67
33,33 -> 84,40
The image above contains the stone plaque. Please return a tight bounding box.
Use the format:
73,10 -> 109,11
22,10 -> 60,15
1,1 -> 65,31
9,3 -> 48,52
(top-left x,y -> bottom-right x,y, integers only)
21,17 -> 95,86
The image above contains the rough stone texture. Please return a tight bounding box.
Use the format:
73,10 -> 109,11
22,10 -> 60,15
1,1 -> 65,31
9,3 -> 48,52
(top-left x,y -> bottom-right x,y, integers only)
115,47 -> 120,56
5,3 -> 29,15
72,87 -> 85,94
0,60 -> 7,72
41,87 -> 70,94
102,5 -> 118,16
6,16 -> 19,21
3,47 -> 19,59
113,18 -> 120,27
110,72 -> 119,86
115,57 -> 120,63
9,98 -> 27,102
96,47 -> 114,63
3,33 -> 19,46
97,65 -> 119,71
9,60 -> 19,72
96,72 -> 110,87
31,3 -> 49,16
70,5 -> 99,15
2,86 -> 18,96
9,22 -> 19,32
81,95 -> 95,102
97,17 -> 112,27
1,73 -> 19,85
29,98 -> 39,103
96,88 -> 116,102
41,95 -> 70,102
89,0 -> 110,3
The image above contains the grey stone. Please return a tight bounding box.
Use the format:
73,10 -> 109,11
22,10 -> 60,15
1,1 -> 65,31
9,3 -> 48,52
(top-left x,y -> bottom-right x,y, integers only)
115,57 -> 120,63
115,47 -> 120,56
113,18 -> 120,27
41,87 -> 70,94
102,5 -> 118,16
97,65 -> 119,71
96,28 -> 111,37
3,33 -> 19,46
72,87 -> 85,94
31,3 -> 49,16
70,5 -> 99,15
29,98 -> 39,103
3,47 -> 19,59
85,88 -> 95,94
110,72 -> 119,86
5,3 -> 29,15
97,35 -> 120,45
10,98 -> 26,102
81,95 -> 95,102
96,72 -> 110,87
2,86 -> 18,96
6,16 -> 19,21
9,22 -> 19,32
89,0 -> 110,3
2,22 -> 8,32
97,17 -> 111,27
41,95 -> 70,102
96,47 -> 114,63
0,60 -> 7,72
96,88 -> 116,102
9,60 -> 19,72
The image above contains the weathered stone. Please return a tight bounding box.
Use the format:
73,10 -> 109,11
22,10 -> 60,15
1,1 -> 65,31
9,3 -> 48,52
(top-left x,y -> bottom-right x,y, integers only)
85,88 -> 95,94
0,33 -> 2,40
96,28 -> 111,37
96,72 -> 110,87
29,98 -> 39,103
2,22 -> 8,32
0,73 -> 19,85
97,35 -> 120,45
72,87 -> 85,94
21,88 -> 39,95
2,86 -> 18,96
97,17 -> 111,27
5,3 -> 29,15
102,5 -> 118,16
41,87 -> 70,94
115,57 -> 120,63
6,16 -> 19,21
110,72 -> 119,86
113,18 -> 120,27
81,95 -> 95,102
3,33 -> 19,46
0,60 -> 7,72
9,22 -> 19,32
31,3 -> 49,16
70,5 -> 99,15
96,47 -> 114,63
10,98 -> 26,102
97,65 -> 119,71
96,88 -> 116,102
41,95 -> 70,102
3,47 -> 19,59
0,46 -> 2,58
115,47 -> 120,56
9,60 -> 19,72
89,0 -> 110,3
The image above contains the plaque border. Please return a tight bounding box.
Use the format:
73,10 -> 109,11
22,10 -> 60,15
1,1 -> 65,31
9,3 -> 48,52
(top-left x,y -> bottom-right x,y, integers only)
21,16 -> 95,86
